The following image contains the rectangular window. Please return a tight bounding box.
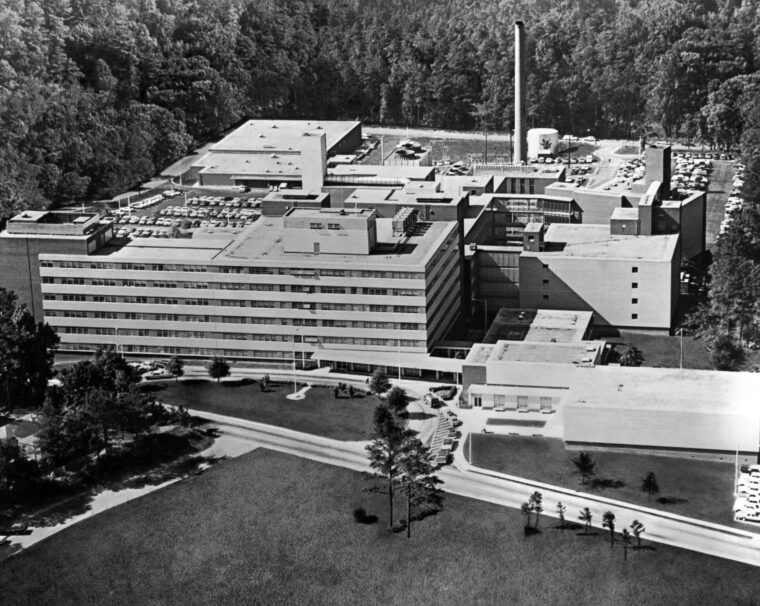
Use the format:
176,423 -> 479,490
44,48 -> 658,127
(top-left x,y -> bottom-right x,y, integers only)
632,313 -> 638,320
542,279 -> 549,285
517,396 -> 528,411
632,298 -> 638,304
632,282 -> 638,289
540,397 -> 553,412
632,267 -> 639,273
542,294 -> 549,300
327,223 -> 340,230
309,223 -> 323,230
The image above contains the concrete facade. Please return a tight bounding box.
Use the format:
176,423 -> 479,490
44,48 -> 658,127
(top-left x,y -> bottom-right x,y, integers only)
519,224 -> 680,331
28,211 -> 461,363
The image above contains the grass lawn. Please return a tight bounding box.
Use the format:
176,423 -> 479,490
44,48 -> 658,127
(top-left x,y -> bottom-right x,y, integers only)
610,331 -> 713,370
144,379 -> 379,441
1,450 -> 758,606
469,434 -> 746,529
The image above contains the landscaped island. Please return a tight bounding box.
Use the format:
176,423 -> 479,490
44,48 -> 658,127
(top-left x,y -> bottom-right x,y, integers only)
146,379 -> 381,441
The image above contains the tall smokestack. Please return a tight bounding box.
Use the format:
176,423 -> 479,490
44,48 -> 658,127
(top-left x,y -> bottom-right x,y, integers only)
513,20 -> 526,164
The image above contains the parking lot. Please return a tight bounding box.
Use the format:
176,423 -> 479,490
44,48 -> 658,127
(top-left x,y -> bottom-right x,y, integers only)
109,191 -> 263,239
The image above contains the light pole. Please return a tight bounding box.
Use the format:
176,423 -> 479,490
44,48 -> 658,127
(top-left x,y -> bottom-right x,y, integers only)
676,328 -> 683,369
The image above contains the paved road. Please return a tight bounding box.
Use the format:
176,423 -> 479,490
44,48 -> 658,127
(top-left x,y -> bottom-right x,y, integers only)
196,410 -> 760,568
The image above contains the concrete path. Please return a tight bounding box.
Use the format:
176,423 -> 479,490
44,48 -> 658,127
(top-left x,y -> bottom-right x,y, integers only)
194,410 -> 760,568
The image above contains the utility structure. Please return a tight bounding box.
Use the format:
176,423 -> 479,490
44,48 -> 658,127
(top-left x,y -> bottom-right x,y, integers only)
513,20 -> 527,164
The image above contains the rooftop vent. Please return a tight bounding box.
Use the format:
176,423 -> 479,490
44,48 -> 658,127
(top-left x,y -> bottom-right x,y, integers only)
392,207 -> 418,237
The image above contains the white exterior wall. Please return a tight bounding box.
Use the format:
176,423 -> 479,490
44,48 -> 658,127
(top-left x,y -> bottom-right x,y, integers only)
40,227 -> 460,361
564,405 -> 760,454
519,254 -> 675,330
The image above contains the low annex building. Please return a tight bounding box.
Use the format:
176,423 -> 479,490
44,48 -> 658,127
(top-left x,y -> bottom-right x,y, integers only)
564,366 -> 760,457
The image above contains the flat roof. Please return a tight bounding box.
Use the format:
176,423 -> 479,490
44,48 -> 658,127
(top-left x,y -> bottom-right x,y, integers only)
9,211 -> 96,224
537,224 -> 679,261
488,340 -> 602,365
328,164 -> 435,180
465,343 -> 495,364
566,366 -> 760,415
210,120 -> 359,153
344,188 -> 396,204
220,215 -> 455,268
312,349 -> 463,374
284,207 -> 374,218
524,310 -> 594,343
195,152 -> 302,178
611,207 -> 639,220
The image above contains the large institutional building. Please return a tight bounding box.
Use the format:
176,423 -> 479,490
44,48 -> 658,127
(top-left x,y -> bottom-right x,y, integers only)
2,206 -> 460,365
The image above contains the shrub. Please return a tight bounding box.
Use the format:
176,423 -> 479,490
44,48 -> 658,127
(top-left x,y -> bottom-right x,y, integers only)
353,507 -> 367,522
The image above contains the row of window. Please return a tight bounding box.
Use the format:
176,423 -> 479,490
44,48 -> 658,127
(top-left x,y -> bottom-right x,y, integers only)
39,260 -> 422,280
57,328 -> 426,348
44,294 -> 425,314
48,312 -> 424,331
43,278 -> 424,296
58,342 -> 300,360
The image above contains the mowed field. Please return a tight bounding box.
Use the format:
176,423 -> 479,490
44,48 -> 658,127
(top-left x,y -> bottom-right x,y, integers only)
469,434 -> 749,529
146,379 -> 379,441
2,450 -> 759,606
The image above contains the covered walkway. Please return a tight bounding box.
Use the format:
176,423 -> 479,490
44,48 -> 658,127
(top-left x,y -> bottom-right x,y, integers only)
311,349 -> 463,384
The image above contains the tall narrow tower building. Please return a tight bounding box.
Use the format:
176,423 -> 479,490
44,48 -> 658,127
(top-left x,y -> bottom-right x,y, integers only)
513,20 -> 527,164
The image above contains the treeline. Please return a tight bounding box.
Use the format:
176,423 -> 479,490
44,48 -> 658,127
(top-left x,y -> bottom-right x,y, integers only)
692,92 -> 760,368
2,0 -> 760,214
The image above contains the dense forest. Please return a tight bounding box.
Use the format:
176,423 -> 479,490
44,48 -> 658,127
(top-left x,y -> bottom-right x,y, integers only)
2,0 -> 760,212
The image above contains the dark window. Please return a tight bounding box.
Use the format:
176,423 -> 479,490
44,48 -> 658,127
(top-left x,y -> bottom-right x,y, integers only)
632,282 -> 638,289
632,298 -> 638,304
542,295 -> 549,300
632,266 -> 638,273
631,313 -> 638,320
542,279 -> 549,285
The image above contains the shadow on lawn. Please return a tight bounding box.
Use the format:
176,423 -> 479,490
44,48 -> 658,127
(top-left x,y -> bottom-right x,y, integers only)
588,477 -> 627,491
657,496 -> 689,506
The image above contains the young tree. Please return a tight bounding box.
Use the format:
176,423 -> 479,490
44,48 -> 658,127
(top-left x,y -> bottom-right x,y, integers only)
333,385 -> 340,398
529,491 -> 543,527
621,528 -> 631,561
572,451 -> 597,485
619,344 -> 644,366
602,511 -> 616,548
365,404 -> 414,530
386,386 -> 408,414
0,287 -> 60,413
166,357 -> 184,382
630,520 -> 645,550
641,471 -> 660,501
521,502 -> 533,528
260,374 -> 270,392
0,437 -> 41,501
207,357 -> 230,384
369,369 -> 391,394
556,501 -> 567,530
578,507 -> 593,535
348,385 -> 355,398
397,435 -> 443,538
